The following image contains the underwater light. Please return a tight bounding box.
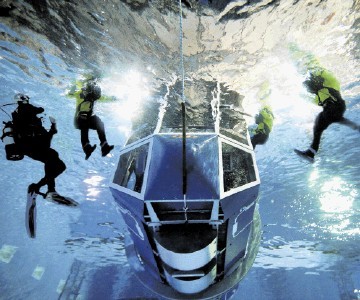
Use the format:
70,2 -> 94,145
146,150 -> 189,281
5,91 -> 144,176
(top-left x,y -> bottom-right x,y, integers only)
100,70 -> 150,119
100,70 -> 149,99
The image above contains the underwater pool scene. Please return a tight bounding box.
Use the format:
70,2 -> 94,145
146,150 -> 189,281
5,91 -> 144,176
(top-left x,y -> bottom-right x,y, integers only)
0,1 -> 359,299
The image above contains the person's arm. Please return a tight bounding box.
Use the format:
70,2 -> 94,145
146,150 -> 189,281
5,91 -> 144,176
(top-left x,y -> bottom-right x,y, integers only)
49,116 -> 57,135
32,105 -> 44,115
20,103 -> 44,116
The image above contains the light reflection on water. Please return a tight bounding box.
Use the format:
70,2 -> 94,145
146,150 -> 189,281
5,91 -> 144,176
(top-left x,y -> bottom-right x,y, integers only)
83,174 -> 105,201
254,237 -> 339,271
306,168 -> 359,239
318,177 -> 356,213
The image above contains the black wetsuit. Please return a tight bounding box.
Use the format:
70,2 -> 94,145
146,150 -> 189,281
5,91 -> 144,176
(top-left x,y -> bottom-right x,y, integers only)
251,132 -> 269,149
311,89 -> 346,152
12,103 -> 65,192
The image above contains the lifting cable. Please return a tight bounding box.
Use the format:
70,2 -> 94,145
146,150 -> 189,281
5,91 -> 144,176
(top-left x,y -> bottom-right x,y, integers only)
178,1 -> 185,103
178,0 -> 188,220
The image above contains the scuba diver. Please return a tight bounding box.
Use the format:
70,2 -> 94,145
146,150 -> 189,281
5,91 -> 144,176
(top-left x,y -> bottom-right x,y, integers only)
74,81 -> 114,159
2,94 -> 77,238
7,94 -> 71,203
250,105 -> 274,149
294,68 -> 358,161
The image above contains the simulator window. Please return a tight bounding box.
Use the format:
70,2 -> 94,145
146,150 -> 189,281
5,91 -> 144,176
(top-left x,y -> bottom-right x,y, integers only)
222,143 -> 256,192
113,143 -> 149,193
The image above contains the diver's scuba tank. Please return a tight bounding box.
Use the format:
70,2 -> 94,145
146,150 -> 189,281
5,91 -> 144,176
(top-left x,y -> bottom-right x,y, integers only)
1,121 -> 24,161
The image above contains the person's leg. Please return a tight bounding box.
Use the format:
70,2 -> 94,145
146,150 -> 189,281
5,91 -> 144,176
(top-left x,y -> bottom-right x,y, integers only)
295,110 -> 330,160
26,152 -> 46,188
339,118 -> 360,131
81,127 -> 90,148
29,148 -> 78,205
76,116 -> 93,148
88,115 -> 113,156
23,148 -> 46,193
311,101 -> 346,152
310,111 -> 332,152
43,148 -> 66,193
297,102 -> 346,160
79,120 -> 96,159
88,115 -> 106,144
251,133 -> 269,149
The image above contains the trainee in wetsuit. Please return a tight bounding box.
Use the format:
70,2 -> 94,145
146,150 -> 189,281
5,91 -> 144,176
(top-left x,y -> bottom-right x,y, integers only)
11,94 -> 66,199
74,82 -> 113,159
251,105 -> 274,149
296,69 -> 346,159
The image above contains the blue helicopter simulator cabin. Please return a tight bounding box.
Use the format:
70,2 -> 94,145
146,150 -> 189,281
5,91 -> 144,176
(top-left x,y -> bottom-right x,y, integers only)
110,85 -> 261,299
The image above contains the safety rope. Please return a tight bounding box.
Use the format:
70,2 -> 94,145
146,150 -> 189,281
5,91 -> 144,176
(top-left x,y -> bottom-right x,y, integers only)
0,103 -> 16,119
178,0 -> 188,221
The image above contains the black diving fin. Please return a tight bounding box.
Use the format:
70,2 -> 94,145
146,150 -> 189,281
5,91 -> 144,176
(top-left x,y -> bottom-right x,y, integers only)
44,192 -> 79,207
26,185 -> 38,238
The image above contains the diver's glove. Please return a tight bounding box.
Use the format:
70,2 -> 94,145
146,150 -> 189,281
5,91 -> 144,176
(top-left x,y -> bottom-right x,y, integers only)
49,116 -> 57,134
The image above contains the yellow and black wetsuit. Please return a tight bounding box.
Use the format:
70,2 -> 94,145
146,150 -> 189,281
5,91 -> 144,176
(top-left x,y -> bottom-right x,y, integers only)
251,105 -> 274,149
74,93 -> 107,150
305,69 -> 346,152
